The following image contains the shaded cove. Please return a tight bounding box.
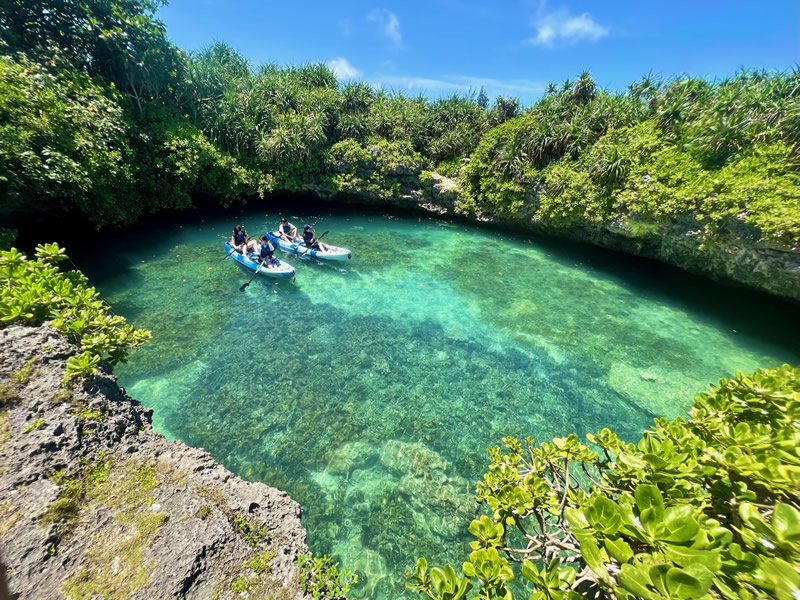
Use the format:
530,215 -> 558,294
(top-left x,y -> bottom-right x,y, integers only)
72,203 -> 800,599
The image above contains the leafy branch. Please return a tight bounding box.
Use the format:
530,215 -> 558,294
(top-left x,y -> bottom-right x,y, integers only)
409,365 -> 800,600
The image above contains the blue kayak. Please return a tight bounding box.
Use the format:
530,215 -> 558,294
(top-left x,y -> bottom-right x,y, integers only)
267,232 -> 352,261
225,242 -> 295,279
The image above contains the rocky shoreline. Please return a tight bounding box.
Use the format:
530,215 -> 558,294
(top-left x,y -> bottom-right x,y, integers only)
301,156 -> 800,301
0,325 -> 309,600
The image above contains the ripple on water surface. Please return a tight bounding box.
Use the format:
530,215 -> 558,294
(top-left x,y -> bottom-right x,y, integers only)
77,208 -> 799,599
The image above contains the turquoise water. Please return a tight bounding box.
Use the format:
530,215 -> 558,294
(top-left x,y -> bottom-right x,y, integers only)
75,205 -> 799,599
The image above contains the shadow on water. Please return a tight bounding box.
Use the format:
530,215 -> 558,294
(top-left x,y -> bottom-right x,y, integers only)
62,196 -> 798,350
52,196 -> 799,600
466,222 -> 800,358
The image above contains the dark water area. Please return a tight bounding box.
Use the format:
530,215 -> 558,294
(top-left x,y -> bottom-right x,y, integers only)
67,200 -> 799,599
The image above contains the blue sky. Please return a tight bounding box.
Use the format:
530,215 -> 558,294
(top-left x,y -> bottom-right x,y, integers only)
158,0 -> 798,105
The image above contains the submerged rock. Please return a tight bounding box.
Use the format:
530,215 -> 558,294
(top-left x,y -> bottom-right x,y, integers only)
0,325 -> 309,600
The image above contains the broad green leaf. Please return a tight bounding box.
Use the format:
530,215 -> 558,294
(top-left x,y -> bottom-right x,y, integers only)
618,564 -> 661,600
619,453 -> 649,470
564,507 -> 590,529
643,454 -> 668,470
635,484 -> 665,517
579,538 -> 608,579
772,503 -> 800,544
462,561 -> 476,578
636,484 -> 665,534
762,557 -> 800,600
521,560 -> 542,585
648,564 -> 672,597
587,496 -> 622,535
604,537 -> 633,564
416,557 -> 428,577
662,545 -> 722,572
661,504 -> 700,543
429,567 -> 446,593
666,567 -> 709,599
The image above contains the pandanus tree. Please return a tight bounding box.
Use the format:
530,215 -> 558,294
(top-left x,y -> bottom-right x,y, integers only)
489,97 -> 522,127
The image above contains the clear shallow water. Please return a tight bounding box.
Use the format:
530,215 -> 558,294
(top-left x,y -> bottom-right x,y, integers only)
75,205 -> 799,599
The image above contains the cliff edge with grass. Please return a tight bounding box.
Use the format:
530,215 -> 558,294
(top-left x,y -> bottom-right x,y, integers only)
0,324 -> 310,600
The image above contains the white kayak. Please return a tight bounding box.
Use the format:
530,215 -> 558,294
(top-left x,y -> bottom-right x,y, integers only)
267,232 -> 352,261
225,242 -> 296,279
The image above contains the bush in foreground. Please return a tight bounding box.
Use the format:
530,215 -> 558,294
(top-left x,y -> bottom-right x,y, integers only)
0,244 -> 151,383
408,365 -> 799,600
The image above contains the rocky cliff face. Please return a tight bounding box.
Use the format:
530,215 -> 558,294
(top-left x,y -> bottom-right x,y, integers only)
301,152 -> 800,301
0,325 -> 309,600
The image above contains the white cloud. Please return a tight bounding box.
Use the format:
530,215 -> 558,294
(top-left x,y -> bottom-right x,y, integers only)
369,9 -> 403,48
529,8 -> 609,48
328,57 -> 362,80
372,74 -> 545,100
338,19 -> 352,36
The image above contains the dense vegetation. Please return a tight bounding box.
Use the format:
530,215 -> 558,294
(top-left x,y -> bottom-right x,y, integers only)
409,365 -> 800,600
1,0 -> 798,249
1,3 -> 799,599
0,244 -> 151,383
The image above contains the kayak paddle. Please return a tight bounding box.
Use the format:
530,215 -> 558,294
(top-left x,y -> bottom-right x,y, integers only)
239,259 -> 266,292
299,231 -> 329,256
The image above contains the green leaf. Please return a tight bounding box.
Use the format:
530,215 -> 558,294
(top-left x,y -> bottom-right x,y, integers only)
604,537 -> 633,564
643,454 -> 668,470
762,557 -> 800,600
462,561 -> 476,578
661,505 -> 700,543
665,567 -> 708,599
635,484 -> 665,517
662,545 -> 721,572
635,484 -> 665,534
618,453 -> 648,470
521,560 -> 542,585
416,557 -> 428,578
618,563 -> 661,600
648,564 -> 672,597
587,496 -> 623,535
579,538 -> 608,580
772,503 -> 800,545
564,507 -> 590,529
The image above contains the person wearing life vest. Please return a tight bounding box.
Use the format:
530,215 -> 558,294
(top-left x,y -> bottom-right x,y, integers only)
301,224 -> 329,252
250,236 -> 279,268
230,225 -> 248,254
277,218 -> 298,242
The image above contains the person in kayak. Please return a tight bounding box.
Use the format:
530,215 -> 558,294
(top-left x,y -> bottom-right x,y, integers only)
301,224 -> 329,252
248,236 -> 279,268
230,225 -> 248,254
277,218 -> 298,242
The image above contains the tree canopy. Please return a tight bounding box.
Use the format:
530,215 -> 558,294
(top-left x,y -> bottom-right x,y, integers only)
1,0 -> 797,248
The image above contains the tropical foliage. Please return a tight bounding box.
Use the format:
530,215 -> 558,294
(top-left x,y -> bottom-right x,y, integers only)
0,244 -> 151,382
460,72 -> 800,246
408,364 -> 800,600
1,0 -> 798,249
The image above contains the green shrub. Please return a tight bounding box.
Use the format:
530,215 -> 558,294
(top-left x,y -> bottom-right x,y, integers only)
408,365 -> 800,600
233,514 -> 268,547
297,553 -> 358,600
23,418 -> 44,433
0,244 -> 151,383
328,138 -> 427,199
230,577 -> 251,593
245,550 -> 276,574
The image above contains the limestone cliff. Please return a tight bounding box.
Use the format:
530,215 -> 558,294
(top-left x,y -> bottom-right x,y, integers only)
0,325 -> 310,600
300,151 -> 800,301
